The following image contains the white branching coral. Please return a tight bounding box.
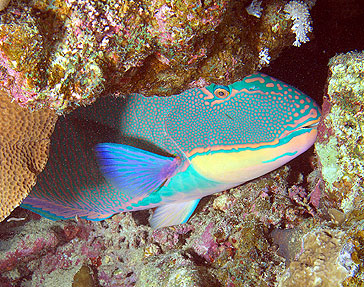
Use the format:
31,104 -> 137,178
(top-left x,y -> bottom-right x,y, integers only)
246,0 -> 263,18
284,1 -> 313,47
259,47 -> 271,66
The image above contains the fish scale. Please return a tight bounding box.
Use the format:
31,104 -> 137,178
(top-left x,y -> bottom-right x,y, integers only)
22,73 -> 321,228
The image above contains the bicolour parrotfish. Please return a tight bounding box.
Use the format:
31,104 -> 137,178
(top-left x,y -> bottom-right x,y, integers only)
22,73 -> 321,229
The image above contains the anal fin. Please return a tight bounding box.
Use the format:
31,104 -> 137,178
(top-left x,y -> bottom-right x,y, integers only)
150,199 -> 200,229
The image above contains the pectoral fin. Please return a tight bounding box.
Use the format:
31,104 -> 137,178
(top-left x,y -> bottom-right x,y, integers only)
95,143 -> 180,200
150,199 -> 200,229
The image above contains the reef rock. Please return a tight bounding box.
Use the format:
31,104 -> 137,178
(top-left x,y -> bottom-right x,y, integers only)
277,50 -> 364,287
315,50 -> 364,218
0,0 -> 313,114
278,228 -> 359,287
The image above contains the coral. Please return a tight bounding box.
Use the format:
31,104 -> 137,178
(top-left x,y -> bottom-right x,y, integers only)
0,0 -> 9,11
284,1 -> 313,47
0,0 -> 314,113
0,92 -> 57,222
278,228 -> 358,287
259,47 -> 271,66
246,0 -> 263,18
315,50 -> 364,214
137,252 -> 220,286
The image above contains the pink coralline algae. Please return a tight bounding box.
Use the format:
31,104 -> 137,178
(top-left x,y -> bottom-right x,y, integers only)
0,233 -> 59,272
191,222 -> 229,263
152,224 -> 194,251
198,225 -> 236,264
0,52 -> 37,106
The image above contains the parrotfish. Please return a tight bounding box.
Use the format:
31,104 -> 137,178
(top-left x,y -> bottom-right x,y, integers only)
22,73 -> 321,229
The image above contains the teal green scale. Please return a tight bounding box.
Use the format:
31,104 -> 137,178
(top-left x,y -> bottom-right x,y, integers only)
22,73 -> 321,228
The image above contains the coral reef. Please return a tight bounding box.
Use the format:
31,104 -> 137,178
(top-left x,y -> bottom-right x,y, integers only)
0,0 -> 314,114
0,92 -> 57,222
315,50 -> 364,215
3,46 -> 364,286
1,162 -> 314,286
273,49 -> 364,287
8,2 -> 364,287
4,13 -> 364,287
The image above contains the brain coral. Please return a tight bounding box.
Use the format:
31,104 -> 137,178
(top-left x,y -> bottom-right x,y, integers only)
0,0 -> 9,11
0,92 -> 57,222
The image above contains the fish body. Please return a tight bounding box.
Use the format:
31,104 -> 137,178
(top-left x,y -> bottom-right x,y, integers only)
22,73 -> 321,228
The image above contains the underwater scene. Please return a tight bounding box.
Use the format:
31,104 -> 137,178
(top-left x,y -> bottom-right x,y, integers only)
0,0 -> 363,286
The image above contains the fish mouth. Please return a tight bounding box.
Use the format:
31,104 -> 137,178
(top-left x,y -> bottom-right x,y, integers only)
300,117 -> 321,130
279,116 -> 321,140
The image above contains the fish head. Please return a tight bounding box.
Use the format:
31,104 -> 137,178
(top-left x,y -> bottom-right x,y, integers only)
191,73 -> 321,183
228,73 -> 321,147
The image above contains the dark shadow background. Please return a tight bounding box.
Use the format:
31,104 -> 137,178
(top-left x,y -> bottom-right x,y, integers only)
263,0 -> 364,106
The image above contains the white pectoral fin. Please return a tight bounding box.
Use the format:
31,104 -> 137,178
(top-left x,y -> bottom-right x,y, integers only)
150,199 -> 200,229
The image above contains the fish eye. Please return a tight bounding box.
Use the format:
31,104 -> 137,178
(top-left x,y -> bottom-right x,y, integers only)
214,88 -> 230,98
